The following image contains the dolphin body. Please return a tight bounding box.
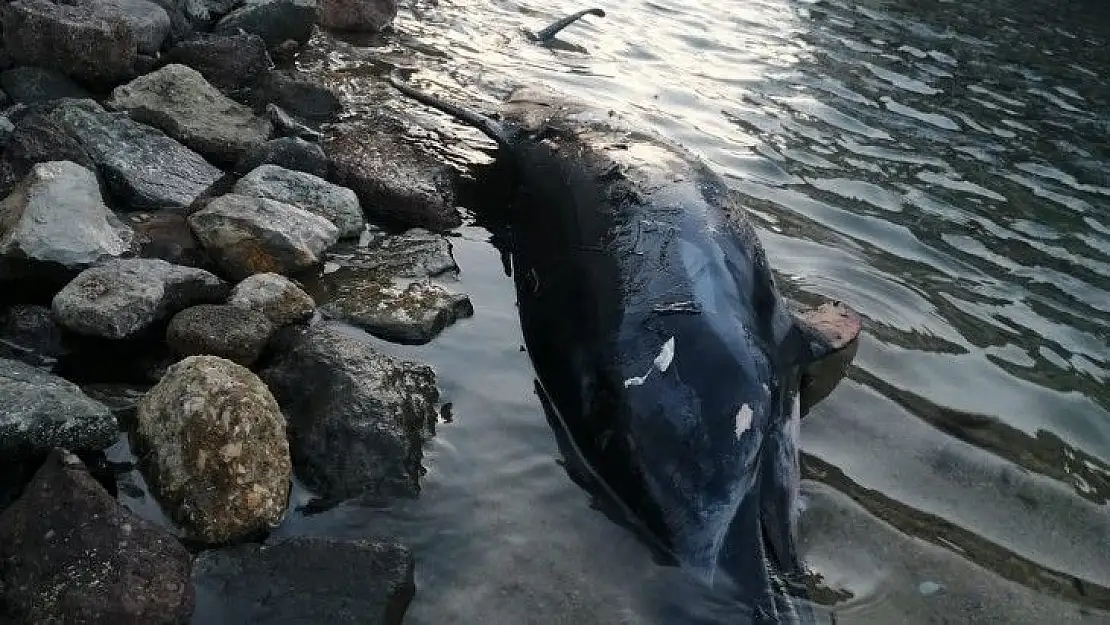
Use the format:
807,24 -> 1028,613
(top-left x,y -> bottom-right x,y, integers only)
390,65 -> 860,622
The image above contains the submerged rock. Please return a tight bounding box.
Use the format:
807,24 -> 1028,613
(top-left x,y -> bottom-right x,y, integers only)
233,136 -> 328,178
136,355 -> 292,543
0,305 -> 69,369
107,64 -> 272,165
0,161 -> 134,278
318,0 -> 397,32
188,193 -> 340,280
192,537 -> 414,625
166,304 -> 275,366
124,210 -> 214,270
228,272 -> 316,326
0,358 -> 118,456
0,449 -> 194,624
162,31 -> 273,93
0,67 -> 91,104
330,227 -> 460,279
322,277 -> 472,345
235,164 -> 364,238
52,258 -> 229,340
261,321 -> 439,500
213,0 -> 319,49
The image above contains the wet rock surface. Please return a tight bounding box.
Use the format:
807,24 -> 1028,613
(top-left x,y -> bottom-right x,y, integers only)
192,537 -> 415,625
261,321 -> 439,500
321,277 -> 473,344
135,355 -> 292,544
166,303 -> 276,365
0,358 -> 118,456
0,449 -> 195,624
188,193 -> 340,280
124,210 -> 215,269
228,272 -> 316,326
259,69 -> 343,121
233,136 -> 329,177
0,67 -> 91,104
265,102 -> 324,141
318,0 -> 397,32
235,164 -> 365,238
0,304 -> 69,369
329,227 -> 460,278
108,64 -> 272,165
212,0 -> 319,49
52,258 -> 229,339
162,32 -> 273,93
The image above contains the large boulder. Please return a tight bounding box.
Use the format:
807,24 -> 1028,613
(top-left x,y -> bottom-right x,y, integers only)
135,355 -> 292,543
318,0 -> 397,32
228,272 -> 316,326
192,537 -> 414,625
261,321 -> 439,500
0,358 -> 118,456
97,0 -> 173,55
0,449 -> 194,624
188,193 -> 340,280
166,304 -> 276,366
3,109 -> 98,175
0,67 -> 91,104
162,32 -> 273,93
320,277 -> 472,345
46,99 -> 224,211
233,136 -> 328,178
235,164 -> 364,238
0,161 -> 134,278
52,258 -> 229,340
212,0 -> 319,49
107,64 -> 272,165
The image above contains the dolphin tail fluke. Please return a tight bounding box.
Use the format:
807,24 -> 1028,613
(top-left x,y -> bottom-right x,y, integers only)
532,8 -> 606,42
387,70 -> 512,147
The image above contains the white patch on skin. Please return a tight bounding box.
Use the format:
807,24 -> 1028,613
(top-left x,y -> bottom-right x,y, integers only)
623,336 -> 677,388
734,403 -> 753,439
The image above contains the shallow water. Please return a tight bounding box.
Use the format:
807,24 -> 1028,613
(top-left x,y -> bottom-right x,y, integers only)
221,0 -> 1110,622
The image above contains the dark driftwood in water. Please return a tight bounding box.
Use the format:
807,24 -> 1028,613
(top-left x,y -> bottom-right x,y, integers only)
527,8 -> 607,42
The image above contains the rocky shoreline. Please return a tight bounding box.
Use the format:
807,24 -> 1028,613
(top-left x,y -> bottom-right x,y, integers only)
0,0 -> 468,622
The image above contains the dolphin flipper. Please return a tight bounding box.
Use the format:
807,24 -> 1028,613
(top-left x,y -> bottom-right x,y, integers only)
531,8 -> 606,42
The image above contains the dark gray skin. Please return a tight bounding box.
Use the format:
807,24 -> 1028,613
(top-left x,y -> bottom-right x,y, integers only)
389,74 -> 861,623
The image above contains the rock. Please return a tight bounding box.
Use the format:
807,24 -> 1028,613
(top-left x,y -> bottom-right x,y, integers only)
107,64 -> 272,165
233,136 -> 328,178
213,0 -> 319,49
0,116 -> 12,143
325,120 -> 462,232
52,258 -> 229,340
0,304 -> 69,370
330,227 -> 459,279
0,67 -> 91,104
318,0 -> 397,32
265,102 -> 323,141
123,210 -> 215,269
192,537 -> 415,625
0,358 -> 118,455
97,0 -> 173,55
188,193 -> 340,280
166,304 -> 275,365
235,164 -> 364,239
321,277 -> 473,345
228,272 -> 316,326
0,161 -> 134,278
46,99 -> 224,211
182,0 -> 239,28
0,0 -> 140,86
0,449 -> 194,624
269,39 -> 302,64
81,383 -> 150,424
259,70 -> 342,121
135,355 -> 292,543
4,109 -> 98,175
162,32 -> 273,93
261,321 -> 439,500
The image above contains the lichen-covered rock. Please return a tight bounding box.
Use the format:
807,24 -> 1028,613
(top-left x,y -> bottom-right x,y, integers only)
212,0 -> 319,49
0,358 -> 118,456
233,136 -> 328,178
228,272 -> 315,326
259,69 -> 342,121
135,355 -> 292,543
321,277 -> 472,345
166,304 -> 275,366
0,449 -> 194,624
235,164 -> 364,238
0,304 -> 69,369
0,161 -> 134,277
46,99 -> 224,211
261,321 -> 439,500
52,258 -> 229,339
192,537 -> 414,625
107,64 -> 272,165
0,67 -> 91,104
162,31 -> 273,93
318,0 -> 396,32
188,193 -> 340,280
124,210 -> 215,270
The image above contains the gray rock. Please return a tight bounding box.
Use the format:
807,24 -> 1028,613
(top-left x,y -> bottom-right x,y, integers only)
4,109 -> 98,175
0,161 -> 134,276
182,0 -> 239,27
124,210 -> 214,270
166,304 -> 275,366
318,0 -> 396,32
81,383 -> 150,424
52,258 -> 229,340
0,305 -> 69,369
233,136 -> 329,178
193,537 -> 414,625
213,0 -> 319,49
260,70 -> 342,121
0,0 -> 140,86
235,164 -> 364,238
188,193 -> 341,280
135,355 -> 292,543
329,227 -> 459,279
261,321 -> 439,500
325,119 -> 461,232
0,67 -> 91,104
228,272 -> 316,326
0,116 -> 12,143
0,358 -> 118,456
321,277 -> 473,345
0,449 -> 194,624
96,0 -> 173,55
46,99 -> 224,211
107,64 -> 272,165
266,102 -> 323,141
162,32 -> 273,92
